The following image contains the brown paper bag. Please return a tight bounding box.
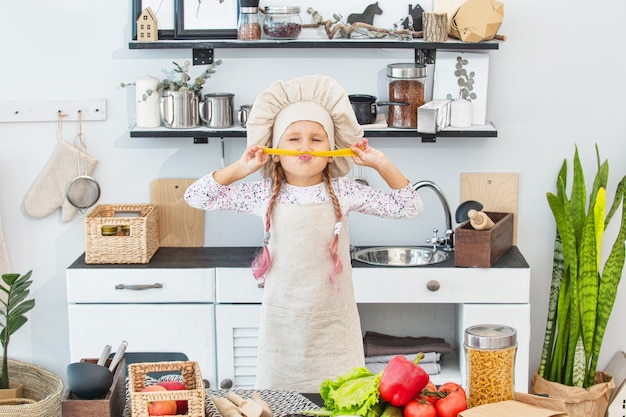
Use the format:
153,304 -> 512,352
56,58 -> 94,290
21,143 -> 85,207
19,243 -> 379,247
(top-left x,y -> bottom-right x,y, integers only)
530,371 -> 615,417
449,0 -> 504,42
458,392 -> 568,417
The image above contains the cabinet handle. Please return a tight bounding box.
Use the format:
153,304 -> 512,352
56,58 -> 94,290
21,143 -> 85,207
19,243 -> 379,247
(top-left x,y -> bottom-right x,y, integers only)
426,280 -> 440,292
115,283 -> 163,290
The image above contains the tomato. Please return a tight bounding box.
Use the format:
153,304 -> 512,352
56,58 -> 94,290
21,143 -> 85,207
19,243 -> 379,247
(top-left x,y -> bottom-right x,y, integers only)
437,382 -> 466,398
416,381 -> 439,405
403,399 -> 436,417
434,390 -> 467,417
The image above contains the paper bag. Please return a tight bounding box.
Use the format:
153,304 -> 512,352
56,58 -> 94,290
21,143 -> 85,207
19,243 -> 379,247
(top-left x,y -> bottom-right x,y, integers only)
458,392 -> 568,417
449,0 -> 504,42
530,371 -> 615,417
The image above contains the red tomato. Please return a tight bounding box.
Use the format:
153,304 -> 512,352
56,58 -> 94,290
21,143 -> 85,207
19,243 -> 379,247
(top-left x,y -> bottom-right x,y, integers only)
434,390 -> 467,417
403,399 -> 436,417
416,381 -> 439,404
437,382 -> 466,398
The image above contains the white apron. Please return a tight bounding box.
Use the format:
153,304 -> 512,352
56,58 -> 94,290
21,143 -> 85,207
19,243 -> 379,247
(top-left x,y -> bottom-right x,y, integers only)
255,201 -> 365,392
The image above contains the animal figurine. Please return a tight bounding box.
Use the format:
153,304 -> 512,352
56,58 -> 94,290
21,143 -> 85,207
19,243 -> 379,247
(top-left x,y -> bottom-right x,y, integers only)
401,4 -> 424,31
347,2 -> 383,25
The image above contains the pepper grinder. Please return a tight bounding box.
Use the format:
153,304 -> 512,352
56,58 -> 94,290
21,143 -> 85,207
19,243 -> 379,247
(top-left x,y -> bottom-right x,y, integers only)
238,0 -> 261,40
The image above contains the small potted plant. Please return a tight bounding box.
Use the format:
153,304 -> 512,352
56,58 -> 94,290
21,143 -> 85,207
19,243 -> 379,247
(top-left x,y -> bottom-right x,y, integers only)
0,270 -> 35,398
533,144 -> 625,417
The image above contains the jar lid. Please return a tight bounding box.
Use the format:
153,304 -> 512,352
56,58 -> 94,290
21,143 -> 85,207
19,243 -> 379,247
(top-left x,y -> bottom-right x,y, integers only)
464,324 -> 517,349
264,6 -> 301,14
239,0 -> 259,7
387,63 -> 427,78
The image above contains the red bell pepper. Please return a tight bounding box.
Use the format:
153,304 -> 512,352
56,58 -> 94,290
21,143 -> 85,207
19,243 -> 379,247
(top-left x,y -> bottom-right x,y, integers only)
379,353 -> 430,407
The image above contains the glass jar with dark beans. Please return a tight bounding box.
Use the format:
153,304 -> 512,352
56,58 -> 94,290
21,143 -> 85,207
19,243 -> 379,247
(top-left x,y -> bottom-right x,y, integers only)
263,6 -> 302,40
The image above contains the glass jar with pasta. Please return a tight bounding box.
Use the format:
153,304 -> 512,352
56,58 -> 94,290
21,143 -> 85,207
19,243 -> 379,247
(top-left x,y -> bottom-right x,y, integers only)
464,324 -> 517,408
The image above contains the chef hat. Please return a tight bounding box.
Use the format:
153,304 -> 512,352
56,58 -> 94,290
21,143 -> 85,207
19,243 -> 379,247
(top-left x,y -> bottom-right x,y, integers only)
246,75 -> 363,178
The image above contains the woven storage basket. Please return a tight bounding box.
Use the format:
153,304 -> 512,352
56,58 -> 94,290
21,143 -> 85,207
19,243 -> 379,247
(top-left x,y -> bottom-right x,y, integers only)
0,358 -> 63,417
129,361 -> 205,417
85,204 -> 159,264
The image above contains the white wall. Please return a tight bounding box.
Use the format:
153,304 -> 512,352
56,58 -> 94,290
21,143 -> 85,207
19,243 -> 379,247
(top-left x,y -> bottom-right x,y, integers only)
1,0 -> 625,385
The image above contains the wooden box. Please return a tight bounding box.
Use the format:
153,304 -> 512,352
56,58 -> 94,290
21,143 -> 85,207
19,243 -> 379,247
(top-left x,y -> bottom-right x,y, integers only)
454,212 -> 513,267
62,358 -> 126,417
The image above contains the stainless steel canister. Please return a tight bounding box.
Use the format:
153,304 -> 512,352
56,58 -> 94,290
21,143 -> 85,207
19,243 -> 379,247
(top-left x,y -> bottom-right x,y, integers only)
160,90 -> 200,129
200,93 -> 235,128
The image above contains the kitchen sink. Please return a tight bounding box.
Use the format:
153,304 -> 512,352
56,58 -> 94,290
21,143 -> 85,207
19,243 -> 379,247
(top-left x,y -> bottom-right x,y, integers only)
352,246 -> 450,267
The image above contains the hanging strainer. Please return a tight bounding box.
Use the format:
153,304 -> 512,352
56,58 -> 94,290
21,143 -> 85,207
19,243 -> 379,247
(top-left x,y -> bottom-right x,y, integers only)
65,112 -> 100,210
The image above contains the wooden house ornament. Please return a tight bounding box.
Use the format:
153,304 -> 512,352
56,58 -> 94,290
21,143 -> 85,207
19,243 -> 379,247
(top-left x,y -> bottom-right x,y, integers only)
137,7 -> 158,42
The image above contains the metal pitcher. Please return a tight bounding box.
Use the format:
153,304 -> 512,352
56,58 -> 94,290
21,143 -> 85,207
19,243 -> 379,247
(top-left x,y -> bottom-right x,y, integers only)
237,104 -> 253,128
160,90 -> 200,129
200,93 -> 235,128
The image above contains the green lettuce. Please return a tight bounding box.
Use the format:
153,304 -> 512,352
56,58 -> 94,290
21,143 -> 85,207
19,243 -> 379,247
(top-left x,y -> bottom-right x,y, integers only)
317,367 -> 382,417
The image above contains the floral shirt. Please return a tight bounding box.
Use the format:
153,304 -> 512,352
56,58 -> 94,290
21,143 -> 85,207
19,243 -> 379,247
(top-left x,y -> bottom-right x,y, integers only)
185,173 -> 424,220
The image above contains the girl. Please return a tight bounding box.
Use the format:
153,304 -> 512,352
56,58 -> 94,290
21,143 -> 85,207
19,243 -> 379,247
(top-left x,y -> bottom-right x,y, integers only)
185,75 -> 423,392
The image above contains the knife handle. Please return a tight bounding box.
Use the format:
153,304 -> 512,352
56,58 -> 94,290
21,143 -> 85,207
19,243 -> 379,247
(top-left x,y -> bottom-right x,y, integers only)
108,341 -> 128,372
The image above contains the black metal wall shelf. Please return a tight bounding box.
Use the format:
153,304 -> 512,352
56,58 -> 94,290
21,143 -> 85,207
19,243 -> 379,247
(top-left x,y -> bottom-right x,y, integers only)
130,123 -> 497,143
128,38 -> 499,50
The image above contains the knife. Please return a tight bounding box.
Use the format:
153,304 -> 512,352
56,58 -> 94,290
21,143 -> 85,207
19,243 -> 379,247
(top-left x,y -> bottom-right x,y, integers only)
108,340 -> 128,372
96,344 -> 112,366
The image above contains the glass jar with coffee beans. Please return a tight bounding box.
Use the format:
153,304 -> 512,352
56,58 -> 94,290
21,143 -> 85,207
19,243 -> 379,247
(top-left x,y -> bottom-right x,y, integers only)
262,6 -> 302,40
386,63 -> 427,129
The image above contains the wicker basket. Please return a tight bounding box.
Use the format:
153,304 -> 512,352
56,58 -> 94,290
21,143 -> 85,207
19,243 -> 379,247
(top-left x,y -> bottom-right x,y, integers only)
85,204 -> 159,264
0,358 -> 63,417
128,361 -> 205,417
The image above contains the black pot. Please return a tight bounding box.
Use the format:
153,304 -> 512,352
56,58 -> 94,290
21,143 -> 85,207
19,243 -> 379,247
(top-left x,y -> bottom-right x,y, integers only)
349,94 -> 409,125
349,94 -> 377,125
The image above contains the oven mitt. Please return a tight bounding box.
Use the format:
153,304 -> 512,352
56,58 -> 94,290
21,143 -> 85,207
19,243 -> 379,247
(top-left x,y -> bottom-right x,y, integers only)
23,139 -> 98,222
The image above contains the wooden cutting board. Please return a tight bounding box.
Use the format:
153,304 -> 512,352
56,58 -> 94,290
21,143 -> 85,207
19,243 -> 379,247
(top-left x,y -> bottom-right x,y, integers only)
150,179 -> 204,247
460,173 -> 519,244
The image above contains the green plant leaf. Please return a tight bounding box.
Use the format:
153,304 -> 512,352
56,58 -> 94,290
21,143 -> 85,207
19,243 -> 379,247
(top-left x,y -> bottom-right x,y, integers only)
577,190 -> 602,372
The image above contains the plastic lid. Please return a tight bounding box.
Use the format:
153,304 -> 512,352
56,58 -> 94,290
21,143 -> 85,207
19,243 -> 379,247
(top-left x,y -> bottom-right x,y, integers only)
464,324 -> 517,349
264,6 -> 301,14
387,63 -> 427,78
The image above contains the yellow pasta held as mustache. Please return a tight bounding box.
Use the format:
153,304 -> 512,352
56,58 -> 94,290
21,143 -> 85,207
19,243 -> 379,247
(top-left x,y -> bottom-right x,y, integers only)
263,148 -> 357,157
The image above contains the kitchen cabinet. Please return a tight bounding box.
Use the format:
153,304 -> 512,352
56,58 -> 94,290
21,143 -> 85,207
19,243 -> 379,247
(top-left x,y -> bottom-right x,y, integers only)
65,267 -> 218,388
212,251 -> 530,390
67,246 -> 529,391
215,268 -> 264,389
127,39 -> 499,143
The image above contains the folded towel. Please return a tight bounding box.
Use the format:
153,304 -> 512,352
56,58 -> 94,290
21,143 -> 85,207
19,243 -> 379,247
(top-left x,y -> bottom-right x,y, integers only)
366,360 -> 441,375
363,331 -> 453,357
365,352 -> 441,364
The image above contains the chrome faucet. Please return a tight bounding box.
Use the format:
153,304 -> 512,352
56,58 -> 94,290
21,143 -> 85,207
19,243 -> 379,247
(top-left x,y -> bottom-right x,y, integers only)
413,180 -> 454,251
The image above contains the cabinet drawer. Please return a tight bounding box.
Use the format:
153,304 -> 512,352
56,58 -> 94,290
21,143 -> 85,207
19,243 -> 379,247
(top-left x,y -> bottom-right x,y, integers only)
216,268 -> 263,303
67,268 -> 215,303
353,267 -> 530,303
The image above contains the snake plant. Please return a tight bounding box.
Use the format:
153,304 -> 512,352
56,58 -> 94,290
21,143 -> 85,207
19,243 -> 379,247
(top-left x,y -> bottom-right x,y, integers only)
538,145 -> 626,388
0,270 -> 35,389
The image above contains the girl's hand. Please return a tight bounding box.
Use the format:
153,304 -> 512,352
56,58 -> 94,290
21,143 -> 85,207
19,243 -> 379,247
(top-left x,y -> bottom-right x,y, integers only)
238,145 -> 269,176
351,138 -> 387,170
